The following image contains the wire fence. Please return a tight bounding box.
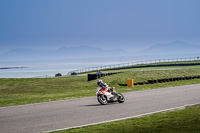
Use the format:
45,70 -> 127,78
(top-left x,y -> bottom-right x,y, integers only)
67,56 -> 200,75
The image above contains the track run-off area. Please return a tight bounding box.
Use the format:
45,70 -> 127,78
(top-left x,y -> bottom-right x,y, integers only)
0,84 -> 200,133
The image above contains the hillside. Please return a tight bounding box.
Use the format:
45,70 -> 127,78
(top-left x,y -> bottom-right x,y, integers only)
0,45 -> 127,61
138,41 -> 200,55
1,41 -> 200,61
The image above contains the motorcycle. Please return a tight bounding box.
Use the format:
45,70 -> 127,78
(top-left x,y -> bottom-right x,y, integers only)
96,86 -> 125,105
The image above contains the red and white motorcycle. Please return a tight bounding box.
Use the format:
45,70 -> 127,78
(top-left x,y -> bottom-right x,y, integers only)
96,86 -> 125,105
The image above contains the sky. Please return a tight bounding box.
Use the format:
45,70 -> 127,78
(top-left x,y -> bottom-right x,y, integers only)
0,0 -> 200,54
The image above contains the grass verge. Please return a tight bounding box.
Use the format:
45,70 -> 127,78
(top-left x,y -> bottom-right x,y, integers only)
0,64 -> 200,107
50,105 -> 200,133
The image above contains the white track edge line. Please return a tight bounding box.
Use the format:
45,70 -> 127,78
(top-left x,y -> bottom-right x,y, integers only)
44,102 -> 200,133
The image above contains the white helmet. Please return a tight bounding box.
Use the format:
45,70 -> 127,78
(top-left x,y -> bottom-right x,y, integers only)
97,79 -> 103,86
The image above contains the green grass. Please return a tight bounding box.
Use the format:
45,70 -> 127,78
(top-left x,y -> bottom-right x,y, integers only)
51,105 -> 200,133
0,76 -> 95,107
84,60 -> 200,73
1,63 -> 200,107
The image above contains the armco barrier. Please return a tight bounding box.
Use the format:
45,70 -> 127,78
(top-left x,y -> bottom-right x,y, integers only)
68,57 -> 200,75
107,63 -> 200,71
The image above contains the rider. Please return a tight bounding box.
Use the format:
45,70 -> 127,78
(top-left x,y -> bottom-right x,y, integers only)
97,79 -> 115,94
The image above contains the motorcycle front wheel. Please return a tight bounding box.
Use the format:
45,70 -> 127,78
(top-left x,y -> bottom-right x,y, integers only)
117,93 -> 125,103
97,95 -> 108,105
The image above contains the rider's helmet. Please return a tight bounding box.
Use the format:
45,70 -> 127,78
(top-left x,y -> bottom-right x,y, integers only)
97,79 -> 103,86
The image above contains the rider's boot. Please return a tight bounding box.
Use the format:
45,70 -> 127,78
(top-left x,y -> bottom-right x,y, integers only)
110,87 -> 117,95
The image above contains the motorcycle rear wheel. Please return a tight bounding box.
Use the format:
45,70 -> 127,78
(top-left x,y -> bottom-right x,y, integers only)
97,95 -> 108,105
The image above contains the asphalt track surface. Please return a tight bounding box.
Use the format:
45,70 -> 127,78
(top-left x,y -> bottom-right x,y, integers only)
1,84 -> 200,133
